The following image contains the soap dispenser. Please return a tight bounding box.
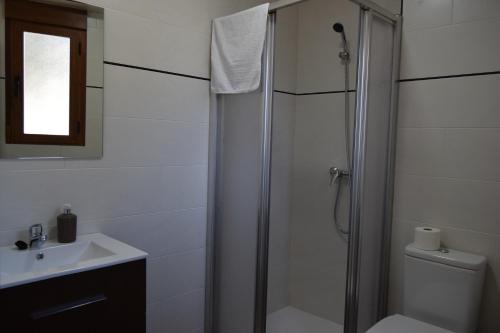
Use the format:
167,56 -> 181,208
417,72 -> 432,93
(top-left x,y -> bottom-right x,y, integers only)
57,204 -> 77,243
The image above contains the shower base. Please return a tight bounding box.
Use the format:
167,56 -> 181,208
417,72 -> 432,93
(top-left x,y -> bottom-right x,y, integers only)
267,306 -> 343,333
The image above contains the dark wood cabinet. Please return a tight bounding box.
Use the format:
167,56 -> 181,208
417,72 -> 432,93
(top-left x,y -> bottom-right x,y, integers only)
0,259 -> 146,333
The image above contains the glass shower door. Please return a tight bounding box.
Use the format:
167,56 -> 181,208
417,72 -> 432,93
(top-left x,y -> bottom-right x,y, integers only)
345,8 -> 401,333
211,91 -> 264,333
266,1 -> 360,332
207,2 -> 401,333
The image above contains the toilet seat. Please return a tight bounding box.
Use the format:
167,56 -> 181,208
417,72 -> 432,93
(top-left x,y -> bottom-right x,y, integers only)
366,315 -> 454,333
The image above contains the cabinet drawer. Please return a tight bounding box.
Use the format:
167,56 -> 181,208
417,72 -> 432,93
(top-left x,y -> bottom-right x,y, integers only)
0,259 -> 146,333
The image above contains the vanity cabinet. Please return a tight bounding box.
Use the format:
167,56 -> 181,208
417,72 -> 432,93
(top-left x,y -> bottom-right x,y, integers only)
0,259 -> 146,333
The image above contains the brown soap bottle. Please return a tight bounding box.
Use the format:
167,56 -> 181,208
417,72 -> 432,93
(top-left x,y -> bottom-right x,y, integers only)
57,204 -> 77,243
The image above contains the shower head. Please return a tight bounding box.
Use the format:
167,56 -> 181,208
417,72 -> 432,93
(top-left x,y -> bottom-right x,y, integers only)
333,22 -> 347,44
333,23 -> 344,33
333,22 -> 350,64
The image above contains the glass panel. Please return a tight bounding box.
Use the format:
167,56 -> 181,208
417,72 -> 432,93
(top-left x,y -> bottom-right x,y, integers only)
355,13 -> 395,332
213,91 -> 264,333
23,32 -> 70,136
267,1 -> 360,332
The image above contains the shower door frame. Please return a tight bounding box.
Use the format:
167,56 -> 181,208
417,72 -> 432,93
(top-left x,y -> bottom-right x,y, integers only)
344,7 -> 402,333
205,1 -> 402,333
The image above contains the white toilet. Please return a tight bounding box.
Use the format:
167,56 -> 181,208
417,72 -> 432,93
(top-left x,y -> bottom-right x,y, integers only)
368,243 -> 487,333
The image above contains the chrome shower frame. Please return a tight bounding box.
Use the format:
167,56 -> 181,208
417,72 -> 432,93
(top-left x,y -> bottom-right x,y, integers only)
253,13 -> 276,333
205,1 -> 402,332
344,7 -> 402,333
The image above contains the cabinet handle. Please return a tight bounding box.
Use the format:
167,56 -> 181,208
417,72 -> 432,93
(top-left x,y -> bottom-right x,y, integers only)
30,294 -> 107,320
14,76 -> 21,97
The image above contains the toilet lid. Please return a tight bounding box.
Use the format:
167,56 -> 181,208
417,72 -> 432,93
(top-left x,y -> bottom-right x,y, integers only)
367,315 -> 454,333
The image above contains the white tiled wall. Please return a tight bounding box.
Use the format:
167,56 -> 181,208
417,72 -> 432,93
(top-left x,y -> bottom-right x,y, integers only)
274,5 -> 298,93
288,93 -> 354,324
268,92 -> 296,313
296,0 -> 359,93
0,1 -> 266,333
266,5 -> 299,315
84,0 -> 273,79
292,0 -> 357,324
372,0 -> 401,15
401,0 -> 500,80
390,1 -> 500,332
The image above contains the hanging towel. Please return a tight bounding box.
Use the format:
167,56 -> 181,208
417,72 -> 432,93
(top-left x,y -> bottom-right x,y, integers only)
211,3 -> 270,94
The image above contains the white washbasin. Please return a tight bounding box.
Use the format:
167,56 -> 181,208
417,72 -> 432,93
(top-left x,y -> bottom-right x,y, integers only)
0,233 -> 147,289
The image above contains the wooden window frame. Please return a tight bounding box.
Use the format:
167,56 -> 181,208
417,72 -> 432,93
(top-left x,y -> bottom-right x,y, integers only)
5,0 -> 87,146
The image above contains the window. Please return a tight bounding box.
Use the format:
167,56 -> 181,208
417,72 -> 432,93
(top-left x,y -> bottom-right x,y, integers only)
5,0 -> 87,145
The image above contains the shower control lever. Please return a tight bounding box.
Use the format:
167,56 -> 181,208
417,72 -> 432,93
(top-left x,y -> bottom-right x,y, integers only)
329,167 -> 349,185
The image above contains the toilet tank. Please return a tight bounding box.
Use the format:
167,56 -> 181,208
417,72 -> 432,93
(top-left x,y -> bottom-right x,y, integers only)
404,244 -> 486,333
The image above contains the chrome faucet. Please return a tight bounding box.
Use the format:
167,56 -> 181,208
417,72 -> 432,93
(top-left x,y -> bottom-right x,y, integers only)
329,166 -> 349,185
29,224 -> 47,249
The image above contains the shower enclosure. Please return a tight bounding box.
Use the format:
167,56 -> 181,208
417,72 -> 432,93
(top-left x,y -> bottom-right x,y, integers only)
206,1 -> 401,332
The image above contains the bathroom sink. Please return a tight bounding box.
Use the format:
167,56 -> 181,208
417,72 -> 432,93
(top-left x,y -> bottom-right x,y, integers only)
0,233 -> 147,289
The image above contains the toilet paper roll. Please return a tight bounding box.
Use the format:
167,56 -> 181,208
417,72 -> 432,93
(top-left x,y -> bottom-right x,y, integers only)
414,227 -> 441,251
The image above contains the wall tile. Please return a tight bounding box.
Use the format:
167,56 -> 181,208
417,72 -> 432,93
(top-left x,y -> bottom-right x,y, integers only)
149,289 -> 204,333
372,0 -> 401,15
104,9 -> 210,79
396,128 -> 447,176
453,0 -> 500,24
267,263 -> 289,313
0,158 -> 65,171
401,18 -> 500,79
78,208 -> 206,258
0,227 -> 29,247
83,0 -> 268,37
65,167 -> 165,221
402,0 -> 452,31
275,6 -> 298,93
296,0 -> 359,93
0,166 -> 165,232
288,93 -> 353,323
148,249 -> 205,303
289,252 -> 347,323
104,65 -> 209,123
0,169 -> 67,231
67,73 -> 209,168
398,75 -> 500,128
444,129 -> 500,182
94,117 -> 206,168
268,92 -> 295,312
394,174 -> 500,235
397,128 -> 500,182
161,165 -> 208,211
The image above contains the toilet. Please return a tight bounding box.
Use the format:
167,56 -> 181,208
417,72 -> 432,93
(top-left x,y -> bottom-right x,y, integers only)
368,244 -> 487,333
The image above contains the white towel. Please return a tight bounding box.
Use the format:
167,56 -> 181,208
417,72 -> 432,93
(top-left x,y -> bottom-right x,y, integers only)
211,3 -> 270,94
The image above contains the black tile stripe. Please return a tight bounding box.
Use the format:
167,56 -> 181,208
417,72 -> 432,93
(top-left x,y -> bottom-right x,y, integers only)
298,89 -> 356,96
399,70 -> 500,83
0,77 -> 5,80
104,61 -> 210,81
274,90 -> 296,96
275,89 -> 356,96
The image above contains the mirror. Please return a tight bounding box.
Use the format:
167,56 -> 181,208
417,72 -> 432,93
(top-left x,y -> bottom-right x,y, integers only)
0,0 -> 104,159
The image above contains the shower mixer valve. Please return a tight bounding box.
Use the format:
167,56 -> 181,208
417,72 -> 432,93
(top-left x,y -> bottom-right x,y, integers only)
329,167 -> 350,185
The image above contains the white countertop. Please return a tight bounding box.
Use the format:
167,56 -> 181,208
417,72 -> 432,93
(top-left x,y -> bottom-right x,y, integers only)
0,233 -> 148,289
